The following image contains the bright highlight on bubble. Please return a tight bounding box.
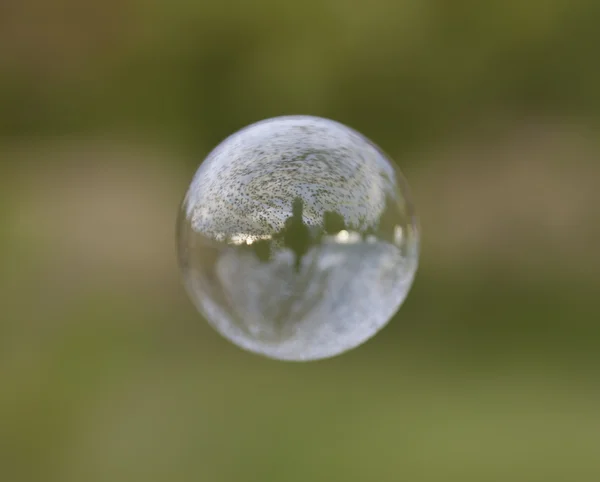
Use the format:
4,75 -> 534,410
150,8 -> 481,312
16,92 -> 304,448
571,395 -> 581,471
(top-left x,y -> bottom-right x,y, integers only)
177,116 -> 419,361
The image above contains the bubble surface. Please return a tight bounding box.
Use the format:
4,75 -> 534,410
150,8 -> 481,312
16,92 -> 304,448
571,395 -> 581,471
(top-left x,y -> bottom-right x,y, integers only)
177,116 -> 419,361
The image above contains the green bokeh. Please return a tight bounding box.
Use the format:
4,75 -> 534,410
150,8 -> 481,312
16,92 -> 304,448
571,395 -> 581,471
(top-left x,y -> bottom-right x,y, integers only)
1,1 -> 599,481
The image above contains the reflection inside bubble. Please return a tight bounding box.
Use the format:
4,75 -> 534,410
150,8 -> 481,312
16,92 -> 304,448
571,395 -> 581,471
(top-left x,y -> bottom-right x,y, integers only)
177,115 -> 419,361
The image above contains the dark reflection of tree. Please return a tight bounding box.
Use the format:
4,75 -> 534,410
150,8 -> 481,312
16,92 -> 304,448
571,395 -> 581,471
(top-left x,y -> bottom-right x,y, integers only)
244,197 -> 309,272
250,197 -> 351,273
280,197 -> 311,272
252,239 -> 272,263
322,210 -> 346,235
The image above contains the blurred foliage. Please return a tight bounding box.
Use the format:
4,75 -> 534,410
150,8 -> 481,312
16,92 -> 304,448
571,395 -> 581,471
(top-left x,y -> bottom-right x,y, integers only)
1,0 -> 600,481
2,0 -> 599,149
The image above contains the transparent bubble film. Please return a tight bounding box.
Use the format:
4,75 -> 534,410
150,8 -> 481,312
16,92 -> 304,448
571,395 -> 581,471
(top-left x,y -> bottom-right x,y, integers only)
177,116 -> 419,361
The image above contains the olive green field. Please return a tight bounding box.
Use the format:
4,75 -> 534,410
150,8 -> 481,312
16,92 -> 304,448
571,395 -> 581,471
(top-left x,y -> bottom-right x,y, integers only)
1,1 -> 599,481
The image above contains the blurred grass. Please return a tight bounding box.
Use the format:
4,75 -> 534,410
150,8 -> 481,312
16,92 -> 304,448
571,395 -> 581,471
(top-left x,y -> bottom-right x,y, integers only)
1,0 -> 600,481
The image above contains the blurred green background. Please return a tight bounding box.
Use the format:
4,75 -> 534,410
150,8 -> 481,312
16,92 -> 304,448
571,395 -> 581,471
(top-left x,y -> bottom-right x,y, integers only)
1,1 -> 600,481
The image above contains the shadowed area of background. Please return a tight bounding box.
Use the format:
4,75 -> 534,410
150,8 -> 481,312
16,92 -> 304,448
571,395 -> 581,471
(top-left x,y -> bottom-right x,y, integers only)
1,1 -> 599,481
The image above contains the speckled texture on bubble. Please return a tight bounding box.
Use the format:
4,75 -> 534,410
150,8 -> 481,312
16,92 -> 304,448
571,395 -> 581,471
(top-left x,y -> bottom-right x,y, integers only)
178,116 -> 419,361
185,116 -> 400,242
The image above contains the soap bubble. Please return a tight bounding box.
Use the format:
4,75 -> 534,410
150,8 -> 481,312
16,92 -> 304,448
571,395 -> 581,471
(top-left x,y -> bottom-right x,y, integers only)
177,116 -> 419,361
